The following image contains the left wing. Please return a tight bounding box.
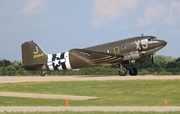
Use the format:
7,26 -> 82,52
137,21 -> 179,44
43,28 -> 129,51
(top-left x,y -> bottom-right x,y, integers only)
69,49 -> 124,66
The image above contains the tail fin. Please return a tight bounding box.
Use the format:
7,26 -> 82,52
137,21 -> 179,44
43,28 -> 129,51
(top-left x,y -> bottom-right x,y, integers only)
21,40 -> 48,70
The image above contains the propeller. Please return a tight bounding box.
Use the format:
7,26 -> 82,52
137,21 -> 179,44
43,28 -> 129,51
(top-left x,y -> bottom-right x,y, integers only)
151,52 -> 156,65
151,54 -> 154,65
138,50 -> 146,62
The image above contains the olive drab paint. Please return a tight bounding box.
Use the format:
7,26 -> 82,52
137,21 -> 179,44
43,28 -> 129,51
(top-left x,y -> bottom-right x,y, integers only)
21,35 -> 167,76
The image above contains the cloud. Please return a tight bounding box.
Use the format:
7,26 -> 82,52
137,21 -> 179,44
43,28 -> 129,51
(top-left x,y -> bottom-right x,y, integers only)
137,2 -> 166,27
0,0 -> 46,36
20,0 -> 45,14
91,0 -> 140,28
137,1 -> 180,27
166,2 -> 180,25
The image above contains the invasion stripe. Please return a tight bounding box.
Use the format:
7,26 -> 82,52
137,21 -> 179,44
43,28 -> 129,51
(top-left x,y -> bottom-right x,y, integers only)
47,54 -> 53,70
52,54 -> 58,70
60,53 -> 67,70
64,52 -> 72,70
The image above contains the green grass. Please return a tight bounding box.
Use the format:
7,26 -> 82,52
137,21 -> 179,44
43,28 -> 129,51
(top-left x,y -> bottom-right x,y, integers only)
0,80 -> 180,106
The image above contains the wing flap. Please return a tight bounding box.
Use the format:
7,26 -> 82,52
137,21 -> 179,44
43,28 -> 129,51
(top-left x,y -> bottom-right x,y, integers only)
69,49 -> 123,65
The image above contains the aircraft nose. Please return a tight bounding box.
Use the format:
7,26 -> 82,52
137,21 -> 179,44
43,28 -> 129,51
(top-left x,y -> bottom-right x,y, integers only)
158,40 -> 167,47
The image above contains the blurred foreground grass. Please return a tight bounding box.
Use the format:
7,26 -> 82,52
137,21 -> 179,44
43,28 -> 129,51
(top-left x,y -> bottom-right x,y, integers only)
0,79 -> 180,106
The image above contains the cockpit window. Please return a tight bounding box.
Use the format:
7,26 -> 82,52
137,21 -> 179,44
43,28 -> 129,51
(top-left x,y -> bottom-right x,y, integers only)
148,39 -> 152,42
148,37 -> 157,42
151,37 -> 157,40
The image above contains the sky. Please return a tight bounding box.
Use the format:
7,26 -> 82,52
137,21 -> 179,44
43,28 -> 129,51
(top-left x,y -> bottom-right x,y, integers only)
0,0 -> 180,61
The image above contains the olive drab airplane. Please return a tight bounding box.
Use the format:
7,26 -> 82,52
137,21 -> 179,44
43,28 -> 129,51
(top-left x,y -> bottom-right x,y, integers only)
21,35 -> 167,76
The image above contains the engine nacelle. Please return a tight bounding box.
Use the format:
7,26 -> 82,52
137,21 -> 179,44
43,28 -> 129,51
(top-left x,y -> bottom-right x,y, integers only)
123,51 -> 141,61
123,51 -> 152,63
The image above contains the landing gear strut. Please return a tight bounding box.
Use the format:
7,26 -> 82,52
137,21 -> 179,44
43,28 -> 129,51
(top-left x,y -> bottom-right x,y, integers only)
118,64 -> 127,76
41,70 -> 47,76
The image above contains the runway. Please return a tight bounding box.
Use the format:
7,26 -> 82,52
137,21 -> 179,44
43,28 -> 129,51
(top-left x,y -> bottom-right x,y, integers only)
0,75 -> 180,112
0,106 -> 180,112
0,75 -> 180,83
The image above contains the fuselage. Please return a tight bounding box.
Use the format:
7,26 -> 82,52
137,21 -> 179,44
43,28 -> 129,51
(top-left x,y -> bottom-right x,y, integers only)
46,35 -> 167,70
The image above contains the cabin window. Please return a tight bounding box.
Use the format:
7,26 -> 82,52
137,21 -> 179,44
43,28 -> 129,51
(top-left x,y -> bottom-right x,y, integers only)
107,50 -> 110,53
113,47 -> 120,54
122,46 -> 126,50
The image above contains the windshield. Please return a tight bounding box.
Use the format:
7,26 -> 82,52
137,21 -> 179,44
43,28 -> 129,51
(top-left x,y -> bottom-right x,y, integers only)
148,37 -> 157,42
151,37 -> 157,40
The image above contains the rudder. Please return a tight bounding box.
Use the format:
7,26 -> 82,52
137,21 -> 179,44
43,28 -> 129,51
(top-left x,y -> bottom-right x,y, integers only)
21,40 -> 48,70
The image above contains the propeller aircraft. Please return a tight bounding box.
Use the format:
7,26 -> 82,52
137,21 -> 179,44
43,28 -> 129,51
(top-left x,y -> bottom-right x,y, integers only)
21,35 -> 167,76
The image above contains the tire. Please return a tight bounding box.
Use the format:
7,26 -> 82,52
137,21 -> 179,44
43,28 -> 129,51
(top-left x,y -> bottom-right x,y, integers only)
41,73 -> 45,76
118,68 -> 127,76
129,68 -> 138,76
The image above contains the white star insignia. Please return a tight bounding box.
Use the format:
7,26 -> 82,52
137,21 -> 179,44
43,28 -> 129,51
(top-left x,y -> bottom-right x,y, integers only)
53,58 -> 60,66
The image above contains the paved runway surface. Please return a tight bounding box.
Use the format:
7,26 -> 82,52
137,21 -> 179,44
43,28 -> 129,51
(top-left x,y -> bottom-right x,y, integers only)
0,106 -> 180,112
0,75 -> 180,112
0,75 -> 180,83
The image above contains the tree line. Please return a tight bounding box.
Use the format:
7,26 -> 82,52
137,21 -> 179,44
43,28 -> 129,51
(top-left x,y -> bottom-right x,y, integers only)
0,55 -> 179,76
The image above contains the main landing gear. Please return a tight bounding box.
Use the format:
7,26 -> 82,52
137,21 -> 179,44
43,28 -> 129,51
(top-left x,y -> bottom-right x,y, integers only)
118,64 -> 127,76
118,64 -> 138,76
129,67 -> 138,76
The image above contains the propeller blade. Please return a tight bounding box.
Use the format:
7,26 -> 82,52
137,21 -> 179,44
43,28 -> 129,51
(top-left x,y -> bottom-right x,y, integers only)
152,55 -> 154,65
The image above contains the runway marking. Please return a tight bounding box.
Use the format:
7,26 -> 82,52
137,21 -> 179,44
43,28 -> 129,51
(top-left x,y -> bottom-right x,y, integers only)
0,92 -> 99,100
0,106 -> 180,112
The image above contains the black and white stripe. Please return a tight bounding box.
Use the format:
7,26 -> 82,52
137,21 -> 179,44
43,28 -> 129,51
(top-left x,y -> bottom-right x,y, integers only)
47,52 -> 71,70
60,53 -> 67,70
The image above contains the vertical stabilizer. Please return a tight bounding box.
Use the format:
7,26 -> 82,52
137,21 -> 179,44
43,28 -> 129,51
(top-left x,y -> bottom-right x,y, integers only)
21,41 -> 48,70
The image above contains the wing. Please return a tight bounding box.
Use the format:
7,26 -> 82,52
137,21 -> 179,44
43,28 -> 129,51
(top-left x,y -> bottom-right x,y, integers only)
69,49 -> 124,66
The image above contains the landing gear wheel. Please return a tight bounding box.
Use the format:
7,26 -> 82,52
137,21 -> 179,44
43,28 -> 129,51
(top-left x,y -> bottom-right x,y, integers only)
41,73 -> 45,76
129,68 -> 138,76
118,68 -> 127,76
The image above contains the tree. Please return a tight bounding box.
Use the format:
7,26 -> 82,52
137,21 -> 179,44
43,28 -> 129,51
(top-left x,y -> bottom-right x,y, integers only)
176,61 -> 180,69
154,55 -> 174,68
0,59 -> 11,67
12,61 -> 22,70
4,65 -> 16,76
166,61 -> 176,69
146,68 -> 155,73
139,69 -> 149,75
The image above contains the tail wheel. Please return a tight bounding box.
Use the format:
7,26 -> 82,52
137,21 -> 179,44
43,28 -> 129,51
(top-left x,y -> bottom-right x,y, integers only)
41,70 -> 47,76
118,68 -> 127,76
129,68 -> 138,76
41,73 -> 45,76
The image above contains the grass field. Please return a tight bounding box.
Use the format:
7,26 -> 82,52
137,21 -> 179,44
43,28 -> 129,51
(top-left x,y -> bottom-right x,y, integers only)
0,79 -> 180,106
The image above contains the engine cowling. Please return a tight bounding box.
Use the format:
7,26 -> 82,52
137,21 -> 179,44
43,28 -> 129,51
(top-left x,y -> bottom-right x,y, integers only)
129,51 -> 141,60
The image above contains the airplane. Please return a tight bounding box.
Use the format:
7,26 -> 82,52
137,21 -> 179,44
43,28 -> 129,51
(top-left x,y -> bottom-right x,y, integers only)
21,35 -> 167,76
